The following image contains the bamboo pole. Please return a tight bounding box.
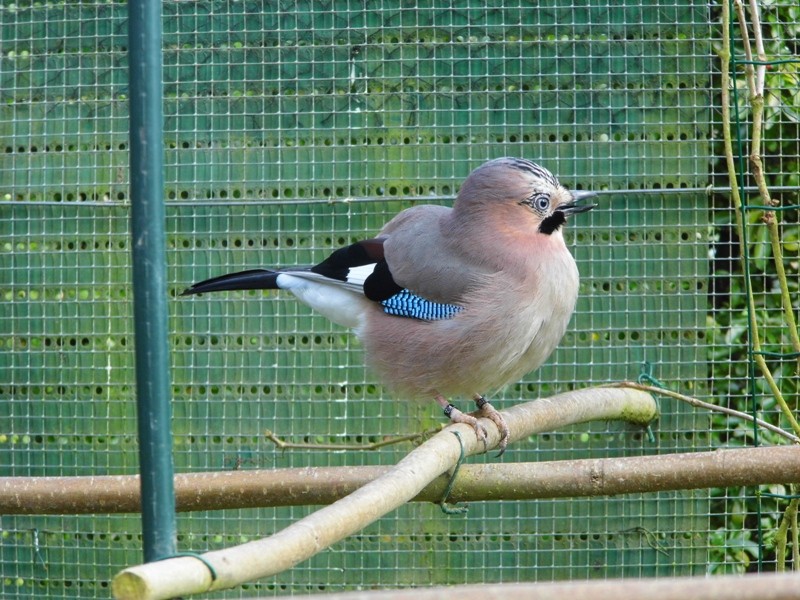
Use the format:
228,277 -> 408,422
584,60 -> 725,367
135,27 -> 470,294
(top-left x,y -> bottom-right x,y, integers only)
2,445 -> 799,515
112,386 -> 656,599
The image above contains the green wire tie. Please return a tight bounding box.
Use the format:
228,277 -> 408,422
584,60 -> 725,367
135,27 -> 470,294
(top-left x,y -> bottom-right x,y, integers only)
758,491 -> 800,501
637,361 -> 661,444
164,552 -> 218,582
753,349 -> 800,360
439,431 -> 468,515
621,526 -> 670,557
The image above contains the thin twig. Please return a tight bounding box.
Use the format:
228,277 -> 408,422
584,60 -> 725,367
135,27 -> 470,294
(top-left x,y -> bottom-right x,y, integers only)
610,382 -> 800,445
776,497 -> 800,572
734,0 -> 758,99
724,2 -> 800,436
747,0 -> 767,95
742,17 -> 800,413
793,488 -> 799,571
742,0 -> 800,374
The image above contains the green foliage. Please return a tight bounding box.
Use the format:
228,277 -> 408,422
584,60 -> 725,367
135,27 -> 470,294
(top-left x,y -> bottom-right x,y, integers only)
708,527 -> 761,574
707,0 -> 799,573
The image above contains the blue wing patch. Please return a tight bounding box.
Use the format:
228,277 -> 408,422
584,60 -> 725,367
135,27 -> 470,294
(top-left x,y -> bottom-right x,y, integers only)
381,289 -> 463,321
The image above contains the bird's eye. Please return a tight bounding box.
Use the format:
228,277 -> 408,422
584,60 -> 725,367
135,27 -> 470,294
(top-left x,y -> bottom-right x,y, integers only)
533,194 -> 550,212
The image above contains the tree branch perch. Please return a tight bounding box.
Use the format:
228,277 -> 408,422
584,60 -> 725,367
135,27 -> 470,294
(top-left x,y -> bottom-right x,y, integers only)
244,572 -> 800,600
3,446 -> 800,515
111,386 -> 656,600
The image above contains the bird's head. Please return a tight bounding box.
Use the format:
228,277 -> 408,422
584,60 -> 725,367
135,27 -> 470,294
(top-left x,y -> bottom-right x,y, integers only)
454,157 -> 596,236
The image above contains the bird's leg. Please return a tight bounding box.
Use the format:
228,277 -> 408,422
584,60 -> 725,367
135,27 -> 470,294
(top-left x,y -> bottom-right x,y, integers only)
434,394 -> 488,447
471,395 -> 510,456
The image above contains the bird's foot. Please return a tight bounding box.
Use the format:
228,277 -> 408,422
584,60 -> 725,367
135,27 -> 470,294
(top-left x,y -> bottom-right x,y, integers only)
472,395 -> 510,456
440,401 -> 488,448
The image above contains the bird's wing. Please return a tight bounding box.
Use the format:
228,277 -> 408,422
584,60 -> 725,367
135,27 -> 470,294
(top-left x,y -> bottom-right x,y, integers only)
307,204 -> 492,308
306,237 -> 401,300
298,235 -> 465,322
182,217 -> 472,324
180,238 -> 387,297
379,204 -> 494,304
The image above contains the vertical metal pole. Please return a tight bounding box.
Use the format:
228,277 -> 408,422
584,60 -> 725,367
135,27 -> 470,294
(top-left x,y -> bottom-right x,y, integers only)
127,0 -> 177,562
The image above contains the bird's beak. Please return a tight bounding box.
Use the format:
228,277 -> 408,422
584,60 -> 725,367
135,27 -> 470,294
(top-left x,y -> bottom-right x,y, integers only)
560,190 -> 597,215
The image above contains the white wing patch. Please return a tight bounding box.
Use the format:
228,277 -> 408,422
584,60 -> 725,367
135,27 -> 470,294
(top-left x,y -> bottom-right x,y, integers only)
345,264 -> 377,287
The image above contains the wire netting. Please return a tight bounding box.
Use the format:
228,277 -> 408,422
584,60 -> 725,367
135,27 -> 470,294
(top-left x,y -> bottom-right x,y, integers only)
1,0 -> 798,598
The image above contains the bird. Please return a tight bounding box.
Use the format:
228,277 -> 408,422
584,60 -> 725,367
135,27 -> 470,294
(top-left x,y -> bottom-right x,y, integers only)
181,157 -> 596,454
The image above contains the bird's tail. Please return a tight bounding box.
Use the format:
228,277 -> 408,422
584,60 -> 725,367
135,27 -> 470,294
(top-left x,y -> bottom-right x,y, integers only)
180,269 -> 281,296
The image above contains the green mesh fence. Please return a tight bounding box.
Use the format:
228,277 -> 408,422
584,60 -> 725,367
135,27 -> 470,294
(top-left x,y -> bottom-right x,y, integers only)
718,0 -> 800,575
1,0 -> 798,598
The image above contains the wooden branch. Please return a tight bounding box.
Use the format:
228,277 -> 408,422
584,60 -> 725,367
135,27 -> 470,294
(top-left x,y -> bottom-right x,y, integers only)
237,572 -> 800,600
4,445 -> 800,515
443,445 -> 800,502
611,382 -> 800,444
263,425 -> 444,450
111,386 -> 656,600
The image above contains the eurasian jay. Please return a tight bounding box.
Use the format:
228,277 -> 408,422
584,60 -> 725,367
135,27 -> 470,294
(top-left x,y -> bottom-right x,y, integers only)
182,157 -> 596,454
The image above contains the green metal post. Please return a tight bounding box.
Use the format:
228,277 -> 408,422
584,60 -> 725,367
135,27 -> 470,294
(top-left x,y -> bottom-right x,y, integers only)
127,0 -> 177,562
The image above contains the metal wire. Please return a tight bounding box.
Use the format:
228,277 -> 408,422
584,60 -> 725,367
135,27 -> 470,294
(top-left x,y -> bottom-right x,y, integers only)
1,0 -> 798,597
726,0 -> 800,571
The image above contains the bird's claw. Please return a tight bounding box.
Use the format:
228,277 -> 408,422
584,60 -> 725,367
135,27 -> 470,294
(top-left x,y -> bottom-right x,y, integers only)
472,397 -> 510,456
443,404 -> 489,449
442,399 -> 509,455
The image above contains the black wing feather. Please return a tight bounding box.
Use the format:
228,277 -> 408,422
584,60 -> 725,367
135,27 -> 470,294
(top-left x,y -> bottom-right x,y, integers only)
181,269 -> 280,295
364,260 -> 403,301
310,238 -> 385,281
309,238 -> 401,301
